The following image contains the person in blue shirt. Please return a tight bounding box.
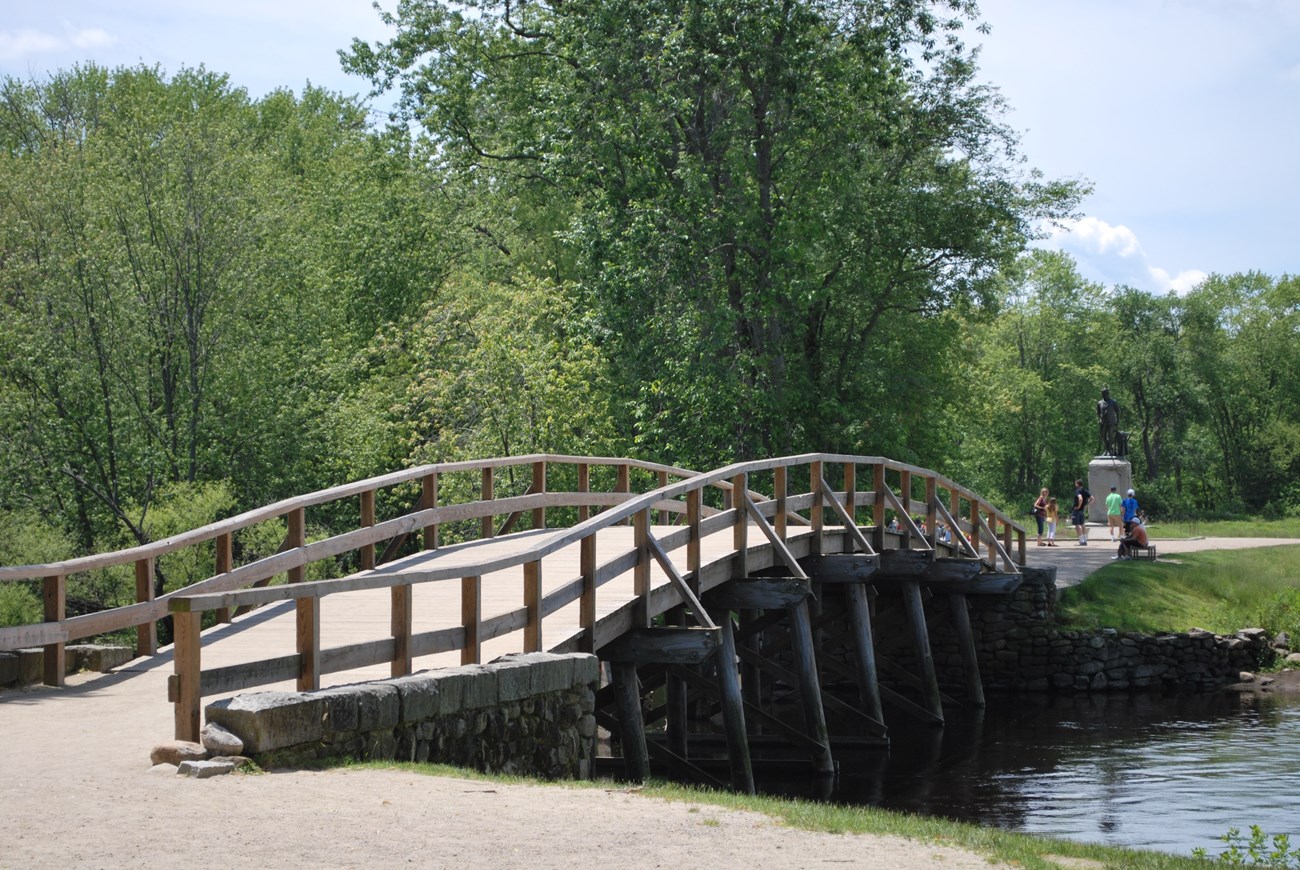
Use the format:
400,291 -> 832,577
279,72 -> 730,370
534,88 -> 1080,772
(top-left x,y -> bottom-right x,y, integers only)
1121,488 -> 1140,533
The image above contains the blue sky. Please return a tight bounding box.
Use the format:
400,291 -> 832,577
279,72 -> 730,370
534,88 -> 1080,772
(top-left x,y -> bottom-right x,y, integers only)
2,1 -> 1297,295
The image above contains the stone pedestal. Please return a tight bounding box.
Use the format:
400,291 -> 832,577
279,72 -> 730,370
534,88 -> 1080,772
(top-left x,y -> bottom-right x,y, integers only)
1088,456 -> 1132,524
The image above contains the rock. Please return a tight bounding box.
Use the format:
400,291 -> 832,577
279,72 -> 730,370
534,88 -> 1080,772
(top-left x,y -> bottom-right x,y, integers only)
209,755 -> 253,769
1286,653 -> 1300,665
148,763 -> 177,774
1259,676 -> 1275,686
177,759 -> 236,779
150,740 -> 208,766
1273,631 -> 1290,649
1238,671 -> 1256,683
201,722 -> 245,756
1237,628 -> 1269,642
68,644 -> 134,673
205,691 -> 323,754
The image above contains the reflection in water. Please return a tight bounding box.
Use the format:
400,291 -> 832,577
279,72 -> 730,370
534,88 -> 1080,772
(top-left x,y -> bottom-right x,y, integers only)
757,691 -> 1300,856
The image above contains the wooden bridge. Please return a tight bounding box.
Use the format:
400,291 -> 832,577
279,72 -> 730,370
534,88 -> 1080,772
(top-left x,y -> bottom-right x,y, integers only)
0,454 -> 1026,792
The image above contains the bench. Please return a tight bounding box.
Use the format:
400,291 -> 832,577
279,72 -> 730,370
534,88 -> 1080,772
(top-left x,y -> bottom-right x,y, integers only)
1133,544 -> 1157,561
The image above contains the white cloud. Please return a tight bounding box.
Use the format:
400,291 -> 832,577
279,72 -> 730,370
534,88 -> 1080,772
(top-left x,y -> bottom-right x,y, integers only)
1047,216 -> 1207,295
0,26 -> 116,62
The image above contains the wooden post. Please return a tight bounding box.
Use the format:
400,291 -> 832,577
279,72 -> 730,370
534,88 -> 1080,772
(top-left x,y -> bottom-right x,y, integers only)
899,469 -> 913,549
1017,526 -> 1026,567
843,462 -> 857,528
173,610 -> 202,741
774,466 -> 788,540
287,507 -> 306,585
531,460 -> 547,530
524,560 -> 542,652
716,614 -> 755,794
214,533 -> 232,625
686,489 -> 702,584
666,605 -> 689,759
422,471 -> 439,550
987,508 -> 997,563
612,661 -> 650,782
391,583 -> 412,677
949,594 -> 985,708
845,582 -> 884,724
950,489 -> 962,549
873,463 -> 887,552
296,596 -> 319,692
462,575 -> 481,664
480,467 -> 495,539
925,477 -> 938,546
360,489 -> 376,571
732,472 -> 748,580
135,558 -> 157,655
579,535 -> 596,654
790,599 -> 835,775
657,469 -> 670,525
42,574 -> 65,687
969,500 -> 981,560
616,463 -> 630,525
810,460 -> 824,553
633,509 -> 650,628
577,463 -> 590,523
901,579 -> 944,723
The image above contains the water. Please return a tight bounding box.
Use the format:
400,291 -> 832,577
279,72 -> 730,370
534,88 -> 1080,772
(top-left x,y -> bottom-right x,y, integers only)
760,691 -> 1300,857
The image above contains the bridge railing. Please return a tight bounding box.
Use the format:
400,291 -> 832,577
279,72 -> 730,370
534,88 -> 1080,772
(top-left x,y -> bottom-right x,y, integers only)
1,455 -> 1025,719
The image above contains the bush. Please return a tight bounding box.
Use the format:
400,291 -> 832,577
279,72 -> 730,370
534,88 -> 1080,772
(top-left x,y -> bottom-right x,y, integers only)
0,582 -> 42,627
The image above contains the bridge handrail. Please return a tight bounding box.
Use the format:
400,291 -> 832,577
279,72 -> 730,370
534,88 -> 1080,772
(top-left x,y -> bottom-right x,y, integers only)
1,455 -> 1025,687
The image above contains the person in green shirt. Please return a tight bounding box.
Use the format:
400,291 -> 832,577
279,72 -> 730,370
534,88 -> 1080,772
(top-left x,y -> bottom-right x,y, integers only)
1105,485 -> 1123,542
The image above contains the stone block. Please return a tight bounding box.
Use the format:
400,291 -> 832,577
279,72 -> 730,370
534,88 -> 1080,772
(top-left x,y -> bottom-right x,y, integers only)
178,759 -> 236,779
530,655 -> 577,696
0,652 -> 18,686
493,658 -> 535,703
353,683 -> 400,732
315,688 -> 359,735
205,691 -> 324,754
387,673 -> 440,722
69,644 -> 134,672
430,668 -> 471,716
151,740 -> 208,766
460,665 -> 500,710
16,649 -> 42,684
201,722 -> 245,756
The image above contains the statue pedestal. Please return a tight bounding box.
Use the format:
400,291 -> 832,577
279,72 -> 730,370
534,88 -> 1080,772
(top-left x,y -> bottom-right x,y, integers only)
1088,457 -> 1132,524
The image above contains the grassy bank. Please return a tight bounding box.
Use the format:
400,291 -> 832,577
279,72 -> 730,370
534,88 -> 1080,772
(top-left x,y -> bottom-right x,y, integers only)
1142,518 -> 1300,540
1057,545 -> 1300,645
337,760 -> 1209,868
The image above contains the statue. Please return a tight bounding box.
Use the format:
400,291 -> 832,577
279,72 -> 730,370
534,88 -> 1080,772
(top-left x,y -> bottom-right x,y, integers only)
1096,388 -> 1121,457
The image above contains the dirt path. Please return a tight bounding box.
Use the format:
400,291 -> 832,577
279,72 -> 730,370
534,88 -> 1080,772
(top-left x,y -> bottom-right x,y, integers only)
1028,533 -> 1300,587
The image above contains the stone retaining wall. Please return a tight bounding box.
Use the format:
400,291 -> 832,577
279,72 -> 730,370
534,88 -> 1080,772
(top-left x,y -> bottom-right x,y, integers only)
0,644 -> 135,688
205,652 -> 599,778
845,567 -> 1272,695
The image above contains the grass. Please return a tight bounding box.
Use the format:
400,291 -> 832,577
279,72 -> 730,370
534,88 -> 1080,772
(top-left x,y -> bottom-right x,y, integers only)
1057,545 -> 1300,644
331,760 -> 1212,868
1142,517 -> 1300,540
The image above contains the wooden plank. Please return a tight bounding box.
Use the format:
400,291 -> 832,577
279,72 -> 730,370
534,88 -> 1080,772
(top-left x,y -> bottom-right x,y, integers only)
818,477 -> 875,555
601,627 -> 721,664
0,621 -> 65,650
877,548 -> 934,577
462,575 -> 481,664
42,574 -> 64,687
925,476 -> 938,547
198,654 -> 301,697
743,496 -> 808,579
703,577 -> 811,610
925,557 -> 984,584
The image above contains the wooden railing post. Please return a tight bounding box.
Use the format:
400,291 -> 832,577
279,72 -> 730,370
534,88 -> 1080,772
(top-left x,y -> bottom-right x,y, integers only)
480,467 -> 495,539
391,581 -> 412,677
774,466 -> 788,540
899,469 -> 913,549
462,575 -> 481,664
872,463 -> 887,551
524,560 -> 542,652
577,463 -> 590,523
42,574 -> 65,687
843,462 -> 857,529
531,460 -> 547,530
616,463 -> 630,525
686,489 -> 702,586
287,507 -> 318,691
925,476 -> 938,546
732,472 -> 748,579
360,489 -> 376,570
656,470 -> 670,525
135,557 -> 157,655
172,609 -> 201,741
810,460 -> 824,553
950,489 -> 962,549
214,533 -> 232,625
422,471 -> 439,550
579,535 -> 596,653
969,500 -> 982,559
633,508 -> 650,628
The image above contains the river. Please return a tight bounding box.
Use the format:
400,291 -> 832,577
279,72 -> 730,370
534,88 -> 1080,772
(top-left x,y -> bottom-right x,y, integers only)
759,690 -> 1300,858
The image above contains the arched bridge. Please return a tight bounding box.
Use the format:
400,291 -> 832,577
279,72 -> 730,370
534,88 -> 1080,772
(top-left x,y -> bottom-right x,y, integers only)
0,454 -> 1026,791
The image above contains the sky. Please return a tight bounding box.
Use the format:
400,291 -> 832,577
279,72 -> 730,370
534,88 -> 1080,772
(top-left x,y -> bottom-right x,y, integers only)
1,0 -> 1297,296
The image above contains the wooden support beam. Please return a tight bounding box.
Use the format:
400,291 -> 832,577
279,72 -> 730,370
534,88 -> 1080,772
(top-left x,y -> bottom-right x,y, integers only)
810,460 -> 824,553
809,554 -> 879,584
774,465 -> 788,540
360,489 -> 376,571
737,642 -> 882,733
925,477 -> 938,547
667,664 -> 831,754
789,599 -> 835,775
872,463 -> 886,552
524,560 -> 542,652
715,615 -> 755,794
742,495 -> 808,579
42,574 -> 65,687
579,535 -> 596,654
173,610 -> 201,741
645,532 -> 714,628
480,467 -> 494,539
818,477 -> 876,555
900,579 -> 943,724
703,577 -> 811,610
666,606 -> 690,759
633,509 -> 650,629
531,460 -> 547,530
948,593 -> 985,708
845,582 -> 884,725
214,533 -> 232,625
843,462 -> 856,527
462,575 -> 481,665
391,583 -> 412,677
657,469 -> 671,525
877,548 -> 934,577
686,489 -> 702,582
135,557 -> 157,655
612,661 -> 649,782
422,471 -> 439,550
296,595 -> 320,692
601,627 -> 721,664
925,558 -> 984,584
732,472 -> 748,579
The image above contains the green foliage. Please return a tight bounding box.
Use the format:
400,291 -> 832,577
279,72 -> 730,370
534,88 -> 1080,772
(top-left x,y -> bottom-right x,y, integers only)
0,582 -> 41,627
1192,825 -> 1300,867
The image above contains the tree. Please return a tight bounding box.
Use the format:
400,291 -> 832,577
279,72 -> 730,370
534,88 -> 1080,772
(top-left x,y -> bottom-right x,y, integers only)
344,0 -> 1082,467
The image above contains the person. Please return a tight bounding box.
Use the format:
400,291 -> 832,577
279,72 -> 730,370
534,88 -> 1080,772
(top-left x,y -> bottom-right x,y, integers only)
1072,479 -> 1092,545
1045,497 -> 1059,546
1097,388 -> 1121,456
1105,485 -> 1123,543
1116,516 -> 1149,559
1121,488 -> 1140,533
1033,487 -> 1049,546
